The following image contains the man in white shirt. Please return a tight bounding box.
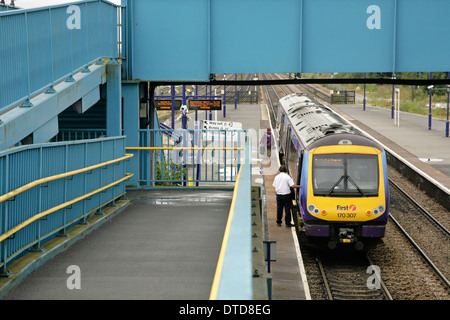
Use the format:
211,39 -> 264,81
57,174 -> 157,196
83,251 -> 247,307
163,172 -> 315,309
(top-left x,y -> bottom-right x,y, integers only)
272,165 -> 300,227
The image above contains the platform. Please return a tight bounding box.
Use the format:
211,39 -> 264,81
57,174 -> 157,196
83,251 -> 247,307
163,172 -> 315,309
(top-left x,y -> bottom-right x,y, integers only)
330,103 -> 450,190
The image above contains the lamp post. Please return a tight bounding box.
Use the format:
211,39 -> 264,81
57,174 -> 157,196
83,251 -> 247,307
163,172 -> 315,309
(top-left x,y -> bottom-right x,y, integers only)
428,72 -> 433,131
171,85 -> 175,129
223,74 -> 226,118
446,85 -> 449,137
445,72 -> 450,137
363,73 -> 366,111
391,74 -> 395,119
235,73 -> 237,109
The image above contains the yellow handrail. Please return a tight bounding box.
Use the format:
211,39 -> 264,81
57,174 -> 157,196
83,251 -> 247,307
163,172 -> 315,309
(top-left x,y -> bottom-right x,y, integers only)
209,165 -> 243,300
0,173 -> 133,244
0,153 -> 133,204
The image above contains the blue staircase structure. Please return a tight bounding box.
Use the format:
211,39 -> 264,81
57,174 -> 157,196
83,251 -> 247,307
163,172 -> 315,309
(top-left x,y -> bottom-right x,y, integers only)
0,1 -> 119,149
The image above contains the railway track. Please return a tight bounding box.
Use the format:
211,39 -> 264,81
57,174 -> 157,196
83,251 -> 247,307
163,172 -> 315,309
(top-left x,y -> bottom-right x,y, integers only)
316,252 -> 392,300
388,179 -> 450,289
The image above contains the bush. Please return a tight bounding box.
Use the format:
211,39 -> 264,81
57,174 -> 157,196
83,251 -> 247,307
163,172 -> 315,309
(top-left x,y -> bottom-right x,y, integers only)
155,160 -> 187,186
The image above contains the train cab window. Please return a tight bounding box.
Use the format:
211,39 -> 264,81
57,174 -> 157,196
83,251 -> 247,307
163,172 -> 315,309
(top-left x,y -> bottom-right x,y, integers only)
312,154 -> 379,197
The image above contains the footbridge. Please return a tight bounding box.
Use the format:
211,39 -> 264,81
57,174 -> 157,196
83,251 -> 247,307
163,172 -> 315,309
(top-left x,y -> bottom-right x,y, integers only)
1,0 -> 450,301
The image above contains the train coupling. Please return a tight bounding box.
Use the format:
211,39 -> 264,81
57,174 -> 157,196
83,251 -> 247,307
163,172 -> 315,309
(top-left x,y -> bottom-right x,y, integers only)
338,228 -> 355,243
338,228 -> 365,251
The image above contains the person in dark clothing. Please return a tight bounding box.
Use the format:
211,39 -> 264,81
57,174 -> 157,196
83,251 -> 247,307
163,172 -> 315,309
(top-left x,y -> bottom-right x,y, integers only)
272,165 -> 299,227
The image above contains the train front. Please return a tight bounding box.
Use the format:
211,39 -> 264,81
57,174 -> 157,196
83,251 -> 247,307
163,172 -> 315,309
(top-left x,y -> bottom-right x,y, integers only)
300,139 -> 389,250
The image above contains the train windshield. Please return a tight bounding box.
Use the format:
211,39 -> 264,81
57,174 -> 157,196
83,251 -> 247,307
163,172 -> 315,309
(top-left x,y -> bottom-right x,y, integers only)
312,154 -> 379,197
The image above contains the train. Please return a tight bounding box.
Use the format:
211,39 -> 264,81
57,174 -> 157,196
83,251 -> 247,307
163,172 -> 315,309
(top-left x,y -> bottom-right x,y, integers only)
276,93 -> 389,250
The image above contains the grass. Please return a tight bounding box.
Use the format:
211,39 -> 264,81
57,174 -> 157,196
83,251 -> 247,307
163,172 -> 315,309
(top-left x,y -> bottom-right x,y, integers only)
320,80 -> 449,120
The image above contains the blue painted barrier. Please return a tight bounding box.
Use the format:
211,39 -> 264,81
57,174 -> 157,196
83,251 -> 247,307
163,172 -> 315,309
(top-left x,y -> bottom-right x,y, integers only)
0,136 -> 130,276
0,0 -> 118,112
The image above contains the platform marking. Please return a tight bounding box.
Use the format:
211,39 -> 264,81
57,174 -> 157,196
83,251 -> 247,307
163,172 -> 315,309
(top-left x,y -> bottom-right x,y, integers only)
291,226 -> 312,300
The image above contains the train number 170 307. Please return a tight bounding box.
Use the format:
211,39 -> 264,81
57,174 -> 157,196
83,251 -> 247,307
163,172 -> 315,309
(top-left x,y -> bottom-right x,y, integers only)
337,213 -> 356,218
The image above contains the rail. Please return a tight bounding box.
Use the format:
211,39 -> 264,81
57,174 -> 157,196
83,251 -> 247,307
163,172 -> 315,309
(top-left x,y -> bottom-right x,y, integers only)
128,129 -> 249,187
0,137 -> 131,276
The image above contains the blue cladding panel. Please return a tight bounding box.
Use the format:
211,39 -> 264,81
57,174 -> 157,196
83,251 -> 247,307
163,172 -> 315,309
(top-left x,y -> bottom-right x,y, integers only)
131,0 -> 210,80
27,10 -> 53,94
0,14 -> 28,107
211,0 -> 300,74
396,0 -> 450,72
302,0 -> 395,73
130,0 -> 450,80
51,7 -> 73,82
0,1 -> 118,111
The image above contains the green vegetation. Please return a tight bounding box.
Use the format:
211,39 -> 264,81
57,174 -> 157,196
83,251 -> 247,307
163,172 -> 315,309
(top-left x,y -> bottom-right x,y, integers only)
155,159 -> 187,186
315,72 -> 450,120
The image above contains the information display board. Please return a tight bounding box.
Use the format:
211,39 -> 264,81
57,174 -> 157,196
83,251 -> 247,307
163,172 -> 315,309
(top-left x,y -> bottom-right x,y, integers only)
188,99 -> 222,111
154,100 -> 181,110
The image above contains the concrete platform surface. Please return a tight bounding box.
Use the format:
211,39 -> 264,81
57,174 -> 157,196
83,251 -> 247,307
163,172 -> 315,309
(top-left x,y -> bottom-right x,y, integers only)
4,190 -> 231,300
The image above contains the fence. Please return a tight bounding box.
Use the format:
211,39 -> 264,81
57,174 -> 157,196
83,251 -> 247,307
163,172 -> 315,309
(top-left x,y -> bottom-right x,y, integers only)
331,91 -> 356,104
52,129 -> 107,142
224,90 -> 259,104
0,136 -> 131,276
0,0 -> 118,112
128,129 -> 250,187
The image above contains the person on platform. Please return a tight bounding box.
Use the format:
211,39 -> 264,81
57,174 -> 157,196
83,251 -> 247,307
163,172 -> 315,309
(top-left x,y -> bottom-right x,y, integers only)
260,128 -> 275,157
272,165 -> 299,227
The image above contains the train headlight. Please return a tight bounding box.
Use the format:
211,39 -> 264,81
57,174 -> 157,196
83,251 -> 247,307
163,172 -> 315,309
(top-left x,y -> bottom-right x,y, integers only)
373,205 -> 385,215
308,204 -> 320,215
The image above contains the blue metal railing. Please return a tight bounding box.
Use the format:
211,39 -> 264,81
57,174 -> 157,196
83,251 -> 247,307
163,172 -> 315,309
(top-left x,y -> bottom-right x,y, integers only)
0,0 -> 118,112
0,136 -> 130,276
128,129 -> 249,187
52,129 -> 107,142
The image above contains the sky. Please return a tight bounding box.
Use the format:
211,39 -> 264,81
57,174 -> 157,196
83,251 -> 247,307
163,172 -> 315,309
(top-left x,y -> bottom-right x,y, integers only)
11,0 -> 120,9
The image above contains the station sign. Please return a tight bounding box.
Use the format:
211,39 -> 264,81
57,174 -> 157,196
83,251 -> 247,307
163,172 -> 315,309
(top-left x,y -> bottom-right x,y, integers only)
154,99 -> 182,110
188,99 -> 222,111
201,120 -> 243,142
201,120 -> 242,131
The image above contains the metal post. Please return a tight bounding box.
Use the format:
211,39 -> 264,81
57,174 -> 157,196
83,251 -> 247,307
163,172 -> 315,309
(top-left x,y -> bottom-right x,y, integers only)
182,85 -> 187,129
391,74 -> 395,119
209,85 -> 212,120
429,72 -> 432,130
223,74 -> 226,118
195,85 -> 198,122
446,72 -> 449,138
394,88 -> 400,127
171,85 -> 175,129
363,73 -> 366,111
235,73 -> 237,109
446,84 -> 449,138
205,85 -> 208,120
